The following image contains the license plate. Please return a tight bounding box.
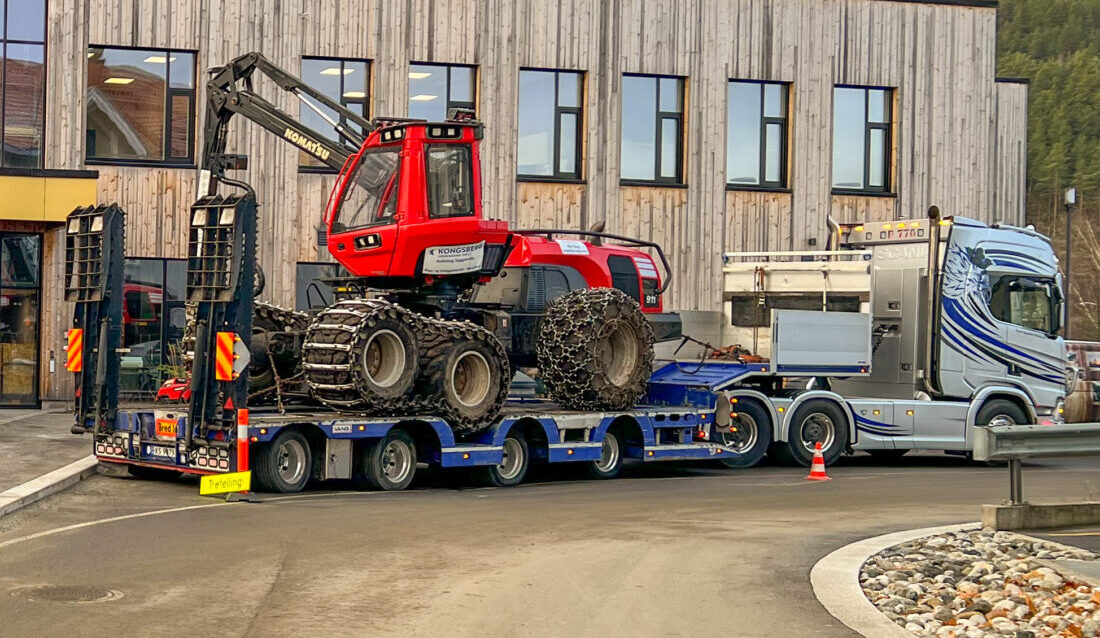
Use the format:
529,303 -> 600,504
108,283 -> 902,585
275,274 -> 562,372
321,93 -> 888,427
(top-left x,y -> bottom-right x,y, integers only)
145,445 -> 174,459
155,418 -> 178,439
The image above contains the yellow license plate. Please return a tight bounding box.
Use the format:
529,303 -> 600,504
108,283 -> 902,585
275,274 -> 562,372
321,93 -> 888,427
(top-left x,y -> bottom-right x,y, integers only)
155,418 -> 178,438
199,471 -> 251,495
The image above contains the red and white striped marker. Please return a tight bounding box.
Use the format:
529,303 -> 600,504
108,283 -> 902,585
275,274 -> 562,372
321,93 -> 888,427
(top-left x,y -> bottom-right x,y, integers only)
805,442 -> 831,481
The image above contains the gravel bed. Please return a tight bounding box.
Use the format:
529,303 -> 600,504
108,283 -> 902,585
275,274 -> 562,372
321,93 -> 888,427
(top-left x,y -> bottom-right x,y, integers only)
861,530 -> 1100,637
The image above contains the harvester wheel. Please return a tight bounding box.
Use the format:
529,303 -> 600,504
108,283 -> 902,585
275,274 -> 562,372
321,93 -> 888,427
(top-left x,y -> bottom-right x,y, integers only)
420,323 -> 509,433
537,288 -> 654,411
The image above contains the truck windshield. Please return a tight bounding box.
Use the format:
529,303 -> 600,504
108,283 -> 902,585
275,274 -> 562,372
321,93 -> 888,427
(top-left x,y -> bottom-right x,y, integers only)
332,148 -> 401,233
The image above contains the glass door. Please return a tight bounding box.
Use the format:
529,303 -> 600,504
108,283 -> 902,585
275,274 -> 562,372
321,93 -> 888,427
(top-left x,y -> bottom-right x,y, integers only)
0,234 -> 42,407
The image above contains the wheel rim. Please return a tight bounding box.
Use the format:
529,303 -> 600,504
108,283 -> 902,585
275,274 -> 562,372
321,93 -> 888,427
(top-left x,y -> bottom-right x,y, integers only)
800,413 -> 835,454
497,438 -> 524,480
595,433 -> 620,472
988,414 -> 1017,427
451,350 -> 491,408
276,439 -> 307,485
601,325 -> 639,387
720,413 -> 758,453
362,330 -> 406,389
381,439 -> 413,483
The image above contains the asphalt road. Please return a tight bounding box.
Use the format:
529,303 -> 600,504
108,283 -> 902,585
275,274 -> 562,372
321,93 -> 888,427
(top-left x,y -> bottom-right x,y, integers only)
1,454 -> 1099,638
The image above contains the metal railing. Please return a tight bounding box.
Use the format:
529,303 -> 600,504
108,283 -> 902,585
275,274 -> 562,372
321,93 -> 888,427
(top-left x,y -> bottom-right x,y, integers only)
973,423 -> 1100,505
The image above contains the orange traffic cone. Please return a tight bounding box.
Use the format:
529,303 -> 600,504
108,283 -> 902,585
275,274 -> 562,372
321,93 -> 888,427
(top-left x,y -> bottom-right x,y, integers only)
805,442 -> 831,481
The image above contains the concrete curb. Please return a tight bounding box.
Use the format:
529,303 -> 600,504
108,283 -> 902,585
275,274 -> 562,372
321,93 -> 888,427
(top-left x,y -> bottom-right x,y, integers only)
810,522 -> 982,638
0,455 -> 99,519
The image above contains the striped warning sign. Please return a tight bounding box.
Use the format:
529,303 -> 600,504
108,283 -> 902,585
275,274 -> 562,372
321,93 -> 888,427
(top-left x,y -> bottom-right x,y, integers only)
215,331 -> 236,381
66,329 -> 83,372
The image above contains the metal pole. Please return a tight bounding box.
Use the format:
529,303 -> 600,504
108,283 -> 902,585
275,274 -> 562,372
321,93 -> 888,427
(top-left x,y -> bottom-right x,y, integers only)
1065,202 -> 1072,339
1008,458 -> 1024,505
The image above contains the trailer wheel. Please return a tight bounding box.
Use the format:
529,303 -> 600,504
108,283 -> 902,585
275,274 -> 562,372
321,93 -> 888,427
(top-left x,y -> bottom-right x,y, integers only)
478,434 -> 529,487
717,399 -> 772,468
254,430 -> 312,493
355,430 -> 417,491
587,431 -> 623,479
975,399 -> 1029,427
772,399 -> 849,467
537,288 -> 655,411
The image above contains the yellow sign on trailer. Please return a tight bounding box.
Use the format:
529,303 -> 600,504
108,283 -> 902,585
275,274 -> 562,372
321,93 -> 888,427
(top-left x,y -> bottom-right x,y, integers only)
199,471 -> 251,495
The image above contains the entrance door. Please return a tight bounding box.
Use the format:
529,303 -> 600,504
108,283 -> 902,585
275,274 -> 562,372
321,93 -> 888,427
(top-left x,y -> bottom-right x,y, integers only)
0,234 -> 41,407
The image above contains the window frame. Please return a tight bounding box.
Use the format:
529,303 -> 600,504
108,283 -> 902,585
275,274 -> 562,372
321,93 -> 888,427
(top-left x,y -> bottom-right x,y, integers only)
84,44 -> 198,168
516,67 -> 584,183
620,73 -> 685,187
725,79 -> 790,192
831,85 -> 894,196
298,55 -> 371,174
407,62 -> 477,121
1,0 -> 48,169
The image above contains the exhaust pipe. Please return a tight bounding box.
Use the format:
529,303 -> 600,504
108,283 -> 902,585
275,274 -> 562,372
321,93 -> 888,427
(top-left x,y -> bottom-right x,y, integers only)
825,216 -> 842,253
922,206 -> 943,397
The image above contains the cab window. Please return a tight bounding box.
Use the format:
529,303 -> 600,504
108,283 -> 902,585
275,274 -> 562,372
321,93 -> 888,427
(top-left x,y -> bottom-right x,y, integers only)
332,147 -> 401,233
989,275 -> 1058,334
426,145 -> 475,218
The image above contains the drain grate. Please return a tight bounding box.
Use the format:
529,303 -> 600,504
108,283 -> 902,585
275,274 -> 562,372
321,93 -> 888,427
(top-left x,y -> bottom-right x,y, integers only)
10,585 -> 124,604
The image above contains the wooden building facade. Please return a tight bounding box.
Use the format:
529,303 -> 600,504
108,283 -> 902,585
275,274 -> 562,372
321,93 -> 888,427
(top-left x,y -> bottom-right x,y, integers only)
3,0 -> 1026,402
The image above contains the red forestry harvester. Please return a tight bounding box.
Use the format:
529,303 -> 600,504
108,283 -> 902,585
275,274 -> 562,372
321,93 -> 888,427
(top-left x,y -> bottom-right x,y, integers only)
196,52 -> 681,430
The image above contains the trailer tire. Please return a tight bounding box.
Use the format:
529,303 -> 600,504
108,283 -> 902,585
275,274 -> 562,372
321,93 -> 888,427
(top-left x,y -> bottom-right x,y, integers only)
975,399 -> 1029,427
478,434 -> 529,487
537,288 -> 654,411
587,431 -> 624,479
254,429 -> 312,493
355,430 -> 417,491
774,399 -> 849,467
717,399 -> 772,469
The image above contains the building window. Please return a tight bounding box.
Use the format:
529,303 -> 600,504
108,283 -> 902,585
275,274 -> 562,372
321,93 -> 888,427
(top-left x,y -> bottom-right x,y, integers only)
727,80 -> 788,189
408,63 -> 475,121
299,57 -> 369,171
832,86 -> 893,193
620,74 -> 683,184
120,258 -> 187,397
1,0 -> 47,168
85,47 -> 196,165
517,69 -> 583,180
296,262 -> 349,311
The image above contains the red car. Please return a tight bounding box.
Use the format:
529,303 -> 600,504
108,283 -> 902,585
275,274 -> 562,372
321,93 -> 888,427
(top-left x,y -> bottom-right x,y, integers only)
155,378 -> 191,403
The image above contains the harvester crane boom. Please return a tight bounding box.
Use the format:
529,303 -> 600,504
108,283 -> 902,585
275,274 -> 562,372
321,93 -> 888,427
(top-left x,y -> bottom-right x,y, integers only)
201,51 -> 374,194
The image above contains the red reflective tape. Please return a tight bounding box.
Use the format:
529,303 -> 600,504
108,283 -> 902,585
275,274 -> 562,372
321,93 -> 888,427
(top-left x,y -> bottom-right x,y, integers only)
215,332 -> 234,381
66,329 -> 84,372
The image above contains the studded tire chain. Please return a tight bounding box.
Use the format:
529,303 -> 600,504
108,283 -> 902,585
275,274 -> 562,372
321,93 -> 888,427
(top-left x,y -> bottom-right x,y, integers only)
536,287 -> 655,411
302,298 -> 510,433
180,301 -> 312,399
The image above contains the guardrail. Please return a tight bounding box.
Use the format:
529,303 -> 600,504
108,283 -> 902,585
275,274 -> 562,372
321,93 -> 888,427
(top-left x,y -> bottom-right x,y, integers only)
973,423 -> 1100,505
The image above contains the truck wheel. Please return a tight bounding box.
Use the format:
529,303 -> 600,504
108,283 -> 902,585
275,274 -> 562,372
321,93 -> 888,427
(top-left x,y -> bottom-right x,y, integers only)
587,431 -> 623,479
422,326 -> 509,433
478,434 -> 529,487
773,399 -> 849,467
717,399 -> 772,468
975,399 -> 1029,427
254,429 -> 312,493
355,430 -> 417,491
537,288 -> 655,411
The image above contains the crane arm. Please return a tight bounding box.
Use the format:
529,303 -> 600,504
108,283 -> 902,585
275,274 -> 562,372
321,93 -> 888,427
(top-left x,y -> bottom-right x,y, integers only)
201,51 -> 375,194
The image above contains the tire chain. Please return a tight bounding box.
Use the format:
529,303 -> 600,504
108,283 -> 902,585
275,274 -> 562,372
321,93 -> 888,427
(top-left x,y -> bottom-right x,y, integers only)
303,298 -> 509,432
536,287 -> 654,411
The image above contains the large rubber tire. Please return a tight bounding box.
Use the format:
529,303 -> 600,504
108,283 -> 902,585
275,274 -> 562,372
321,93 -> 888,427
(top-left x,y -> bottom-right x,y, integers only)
305,300 -> 420,412
420,324 -> 509,433
587,431 -> 624,479
253,429 -> 312,493
717,399 -> 773,469
477,434 -> 529,487
537,288 -> 655,411
975,399 -> 1029,427
771,399 -> 849,467
354,430 -> 417,491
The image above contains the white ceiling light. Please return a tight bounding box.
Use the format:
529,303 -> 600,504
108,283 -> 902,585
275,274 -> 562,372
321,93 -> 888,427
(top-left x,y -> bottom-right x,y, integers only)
343,91 -> 366,99
408,71 -> 432,79
409,94 -> 438,101
143,55 -> 176,64
320,67 -> 352,75
104,77 -> 134,85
